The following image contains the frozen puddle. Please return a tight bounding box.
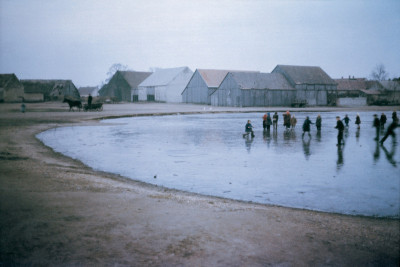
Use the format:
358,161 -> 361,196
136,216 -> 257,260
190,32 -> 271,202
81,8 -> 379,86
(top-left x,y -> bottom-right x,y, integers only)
37,111 -> 399,217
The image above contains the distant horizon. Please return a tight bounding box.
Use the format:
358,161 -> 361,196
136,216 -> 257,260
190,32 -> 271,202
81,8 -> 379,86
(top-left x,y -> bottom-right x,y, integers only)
1,0 -> 399,87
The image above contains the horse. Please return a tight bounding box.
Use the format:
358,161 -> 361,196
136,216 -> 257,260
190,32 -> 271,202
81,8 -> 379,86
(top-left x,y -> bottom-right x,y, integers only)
63,97 -> 82,111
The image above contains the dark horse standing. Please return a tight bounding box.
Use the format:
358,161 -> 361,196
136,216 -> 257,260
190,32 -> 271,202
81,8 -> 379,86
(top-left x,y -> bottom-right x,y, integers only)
63,97 -> 82,111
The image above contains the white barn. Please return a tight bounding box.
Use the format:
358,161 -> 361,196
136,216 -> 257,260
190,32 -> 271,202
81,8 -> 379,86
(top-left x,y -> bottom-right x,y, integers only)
137,67 -> 193,102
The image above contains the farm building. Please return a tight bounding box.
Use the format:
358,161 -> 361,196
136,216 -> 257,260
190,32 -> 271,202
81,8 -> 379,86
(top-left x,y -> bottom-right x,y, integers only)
334,77 -> 368,106
99,71 -> 152,102
137,67 -> 193,103
0,74 -> 24,102
272,65 -> 337,106
182,69 -> 234,105
21,79 -> 80,102
211,72 -> 294,107
79,86 -> 99,97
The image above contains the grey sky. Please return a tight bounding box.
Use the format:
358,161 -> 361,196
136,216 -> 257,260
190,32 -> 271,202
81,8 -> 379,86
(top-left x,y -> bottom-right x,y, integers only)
1,0 -> 399,87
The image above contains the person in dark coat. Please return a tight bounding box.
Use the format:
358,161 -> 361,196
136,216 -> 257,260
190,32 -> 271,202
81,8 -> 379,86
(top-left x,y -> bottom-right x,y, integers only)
380,113 -> 387,129
302,116 -> 313,138
355,113 -> 361,129
373,114 -> 380,141
342,114 -> 351,127
88,94 -> 93,109
273,112 -> 279,130
380,112 -> 398,144
315,114 -> 322,131
283,111 -> 291,129
266,112 -> 272,131
335,116 -> 345,146
243,120 -> 255,138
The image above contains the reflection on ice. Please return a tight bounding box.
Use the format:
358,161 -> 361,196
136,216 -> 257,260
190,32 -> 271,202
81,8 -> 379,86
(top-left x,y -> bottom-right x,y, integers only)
37,111 -> 399,218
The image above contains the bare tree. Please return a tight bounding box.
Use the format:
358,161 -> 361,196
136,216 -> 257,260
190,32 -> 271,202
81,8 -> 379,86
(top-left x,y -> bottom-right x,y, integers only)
105,63 -> 129,83
370,64 -> 388,81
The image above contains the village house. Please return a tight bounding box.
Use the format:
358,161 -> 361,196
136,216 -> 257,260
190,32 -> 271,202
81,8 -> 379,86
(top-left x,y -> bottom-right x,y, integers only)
21,79 -> 80,102
182,69 -> 237,105
334,77 -> 369,106
137,67 -> 193,103
211,72 -> 294,107
99,71 -> 152,102
0,74 -> 24,102
272,65 -> 338,106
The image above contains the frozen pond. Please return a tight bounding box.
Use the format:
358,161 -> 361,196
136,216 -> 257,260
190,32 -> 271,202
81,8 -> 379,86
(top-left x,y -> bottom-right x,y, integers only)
37,111 -> 399,218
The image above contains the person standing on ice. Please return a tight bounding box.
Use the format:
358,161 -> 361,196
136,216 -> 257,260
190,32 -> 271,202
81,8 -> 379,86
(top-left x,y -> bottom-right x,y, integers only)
380,113 -> 387,129
335,116 -> 345,146
273,112 -> 279,130
262,113 -> 268,131
302,116 -> 313,138
265,112 -> 272,131
243,120 -> 255,138
355,113 -> 361,129
290,115 -> 297,129
315,114 -> 322,131
283,111 -> 291,130
342,114 -> 350,127
373,114 -> 380,141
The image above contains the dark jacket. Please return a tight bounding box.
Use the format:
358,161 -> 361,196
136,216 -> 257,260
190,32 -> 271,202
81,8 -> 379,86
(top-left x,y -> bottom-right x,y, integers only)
303,118 -> 313,132
336,120 -> 345,132
373,118 -> 380,128
245,123 -> 253,132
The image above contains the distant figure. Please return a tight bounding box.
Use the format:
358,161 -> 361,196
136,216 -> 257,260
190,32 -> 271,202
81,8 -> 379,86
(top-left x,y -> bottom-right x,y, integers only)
335,116 -> 345,146
355,113 -> 361,129
88,94 -> 93,108
380,111 -> 398,144
265,112 -> 272,131
283,111 -> 291,129
273,112 -> 279,130
315,114 -> 322,131
380,113 -> 387,129
302,116 -> 313,138
342,114 -> 351,127
392,111 -> 398,123
263,113 -> 268,131
290,115 -> 297,129
373,114 -> 380,141
243,120 -> 255,138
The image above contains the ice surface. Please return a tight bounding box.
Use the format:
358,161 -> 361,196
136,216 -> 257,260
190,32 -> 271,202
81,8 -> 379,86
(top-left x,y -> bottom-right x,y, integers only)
37,111 -> 399,217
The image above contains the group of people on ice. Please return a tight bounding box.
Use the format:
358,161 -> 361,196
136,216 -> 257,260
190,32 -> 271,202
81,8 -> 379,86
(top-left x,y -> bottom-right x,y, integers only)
243,110 -> 398,146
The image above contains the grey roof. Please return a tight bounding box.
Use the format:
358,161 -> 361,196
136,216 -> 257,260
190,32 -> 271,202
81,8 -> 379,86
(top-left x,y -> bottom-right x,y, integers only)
78,86 -> 97,95
229,72 -> 294,90
379,80 -> 400,91
0,74 -> 20,89
139,67 -> 192,87
197,69 -> 259,88
21,79 -> 75,93
334,78 -> 367,91
119,71 -> 152,88
273,65 -> 336,85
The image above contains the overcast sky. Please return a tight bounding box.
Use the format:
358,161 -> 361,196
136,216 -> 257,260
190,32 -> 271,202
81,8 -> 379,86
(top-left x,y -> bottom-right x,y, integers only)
1,0 -> 399,87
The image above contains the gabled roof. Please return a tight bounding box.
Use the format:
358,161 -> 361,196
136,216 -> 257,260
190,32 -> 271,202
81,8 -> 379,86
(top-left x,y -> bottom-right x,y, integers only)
21,79 -> 75,94
79,86 -> 97,95
379,80 -> 400,91
196,69 -> 259,88
118,71 -> 152,88
0,74 -> 20,88
229,72 -> 294,90
273,65 -> 336,85
139,67 -> 192,87
334,78 -> 367,91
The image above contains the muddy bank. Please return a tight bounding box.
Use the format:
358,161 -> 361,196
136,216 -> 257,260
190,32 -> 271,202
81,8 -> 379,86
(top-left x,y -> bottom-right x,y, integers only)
0,102 -> 399,266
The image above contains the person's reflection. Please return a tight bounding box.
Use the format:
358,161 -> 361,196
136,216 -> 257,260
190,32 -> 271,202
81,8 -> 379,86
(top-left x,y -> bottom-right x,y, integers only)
373,140 -> 380,163
336,146 -> 344,170
263,129 -> 271,147
244,135 -> 253,152
316,130 -> 321,143
381,141 -> 397,167
302,138 -> 311,160
356,128 -> 360,142
344,127 -> 349,141
273,129 -> 278,145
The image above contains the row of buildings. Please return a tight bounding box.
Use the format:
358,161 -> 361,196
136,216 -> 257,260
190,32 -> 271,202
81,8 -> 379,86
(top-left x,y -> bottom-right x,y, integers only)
0,74 -> 80,102
1,65 -> 399,106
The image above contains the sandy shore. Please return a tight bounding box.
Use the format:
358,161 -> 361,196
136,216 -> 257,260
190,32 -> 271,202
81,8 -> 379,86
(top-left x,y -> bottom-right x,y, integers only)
0,102 -> 399,266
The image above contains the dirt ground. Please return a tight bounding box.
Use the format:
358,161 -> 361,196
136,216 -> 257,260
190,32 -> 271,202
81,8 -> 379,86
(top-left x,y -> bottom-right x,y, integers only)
0,102 -> 399,266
